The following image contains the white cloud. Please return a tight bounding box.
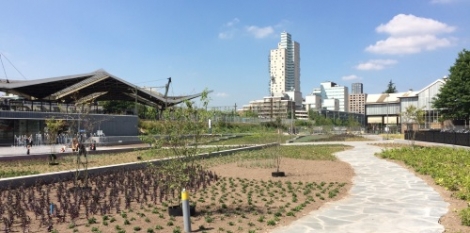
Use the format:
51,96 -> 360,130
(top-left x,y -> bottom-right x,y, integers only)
219,18 -> 240,39
430,0 -> 454,4
218,31 -> 236,39
366,14 -> 455,55
245,26 -> 274,39
376,14 -> 455,36
225,18 -> 240,27
366,35 -> 452,54
215,92 -> 228,97
219,18 -> 282,40
342,75 -> 361,81
356,59 -> 398,70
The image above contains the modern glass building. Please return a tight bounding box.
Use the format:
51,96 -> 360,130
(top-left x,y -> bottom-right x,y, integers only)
319,82 -> 349,112
351,83 -> 363,94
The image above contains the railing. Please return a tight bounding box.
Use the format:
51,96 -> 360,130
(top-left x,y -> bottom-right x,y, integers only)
405,130 -> 470,147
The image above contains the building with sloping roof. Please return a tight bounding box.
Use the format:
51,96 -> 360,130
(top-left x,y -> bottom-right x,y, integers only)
0,69 -> 206,109
0,69 -> 210,146
364,78 -> 446,133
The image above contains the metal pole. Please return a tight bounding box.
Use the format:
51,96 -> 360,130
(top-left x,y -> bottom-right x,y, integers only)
386,94 -> 389,140
181,189 -> 191,232
291,100 -> 294,134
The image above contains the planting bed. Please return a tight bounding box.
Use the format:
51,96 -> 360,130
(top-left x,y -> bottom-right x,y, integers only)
379,146 -> 470,233
293,134 -> 371,143
0,145 -> 353,233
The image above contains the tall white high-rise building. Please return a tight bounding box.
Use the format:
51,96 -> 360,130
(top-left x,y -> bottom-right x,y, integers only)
269,32 -> 302,107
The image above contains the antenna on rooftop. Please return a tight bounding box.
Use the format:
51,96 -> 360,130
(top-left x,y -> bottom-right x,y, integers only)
0,54 -> 8,83
0,52 -> 28,81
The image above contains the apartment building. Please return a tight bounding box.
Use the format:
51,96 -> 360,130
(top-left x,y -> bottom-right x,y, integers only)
269,32 -> 302,107
242,95 -> 295,119
349,93 -> 367,114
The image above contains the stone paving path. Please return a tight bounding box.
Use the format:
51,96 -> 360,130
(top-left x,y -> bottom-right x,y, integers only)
272,142 -> 449,233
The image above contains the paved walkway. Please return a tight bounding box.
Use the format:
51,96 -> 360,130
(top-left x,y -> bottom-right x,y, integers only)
272,141 -> 449,233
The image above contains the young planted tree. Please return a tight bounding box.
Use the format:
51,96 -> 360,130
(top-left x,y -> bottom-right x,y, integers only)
272,119 -> 285,177
44,117 -> 66,165
147,90 -> 212,208
69,94 -> 102,190
401,105 -> 425,146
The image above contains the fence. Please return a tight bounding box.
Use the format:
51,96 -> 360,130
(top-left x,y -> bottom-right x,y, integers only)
405,130 -> 470,147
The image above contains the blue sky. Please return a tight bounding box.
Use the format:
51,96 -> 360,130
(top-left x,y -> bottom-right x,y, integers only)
1,0 -> 469,109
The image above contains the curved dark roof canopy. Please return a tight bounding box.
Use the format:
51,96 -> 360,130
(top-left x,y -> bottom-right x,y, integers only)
0,69 -> 210,109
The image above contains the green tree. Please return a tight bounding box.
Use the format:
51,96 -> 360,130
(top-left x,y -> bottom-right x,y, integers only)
346,116 -> 360,128
433,49 -> 470,123
242,109 -> 258,118
144,89 -> 212,205
45,117 -> 66,154
101,100 -> 135,114
384,80 -> 397,93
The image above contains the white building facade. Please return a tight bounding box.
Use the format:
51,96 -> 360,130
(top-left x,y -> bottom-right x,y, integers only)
364,78 -> 447,133
303,93 -> 322,112
269,32 -> 302,107
318,82 -> 349,112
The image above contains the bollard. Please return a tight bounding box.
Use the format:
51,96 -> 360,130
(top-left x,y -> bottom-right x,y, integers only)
181,189 -> 191,233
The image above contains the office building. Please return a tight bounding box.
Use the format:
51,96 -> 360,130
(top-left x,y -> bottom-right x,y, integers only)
351,83 -> 363,94
318,82 -> 349,112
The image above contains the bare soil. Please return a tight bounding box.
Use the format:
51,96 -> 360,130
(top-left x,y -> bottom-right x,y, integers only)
2,158 -> 354,233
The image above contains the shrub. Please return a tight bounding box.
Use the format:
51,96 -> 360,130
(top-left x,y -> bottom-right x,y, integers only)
460,207 -> 470,226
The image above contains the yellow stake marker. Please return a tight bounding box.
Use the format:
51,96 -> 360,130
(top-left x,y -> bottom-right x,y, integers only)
181,189 -> 189,200
181,188 -> 191,232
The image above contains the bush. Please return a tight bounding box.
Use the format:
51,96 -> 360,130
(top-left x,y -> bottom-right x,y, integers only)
460,207 -> 470,226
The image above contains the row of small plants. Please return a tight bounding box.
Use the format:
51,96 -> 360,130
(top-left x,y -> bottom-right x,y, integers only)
140,120 -> 287,134
201,144 -> 348,169
187,177 -> 346,233
0,146 -> 236,179
379,146 -> 470,226
207,133 -> 295,146
0,161 -> 219,232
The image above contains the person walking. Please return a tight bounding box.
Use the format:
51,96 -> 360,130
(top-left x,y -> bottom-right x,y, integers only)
26,136 -> 31,155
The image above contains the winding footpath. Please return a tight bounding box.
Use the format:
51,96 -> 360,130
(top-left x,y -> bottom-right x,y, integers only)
272,141 -> 449,233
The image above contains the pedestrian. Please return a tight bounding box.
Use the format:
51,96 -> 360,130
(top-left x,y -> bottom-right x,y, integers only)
26,137 -> 30,155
